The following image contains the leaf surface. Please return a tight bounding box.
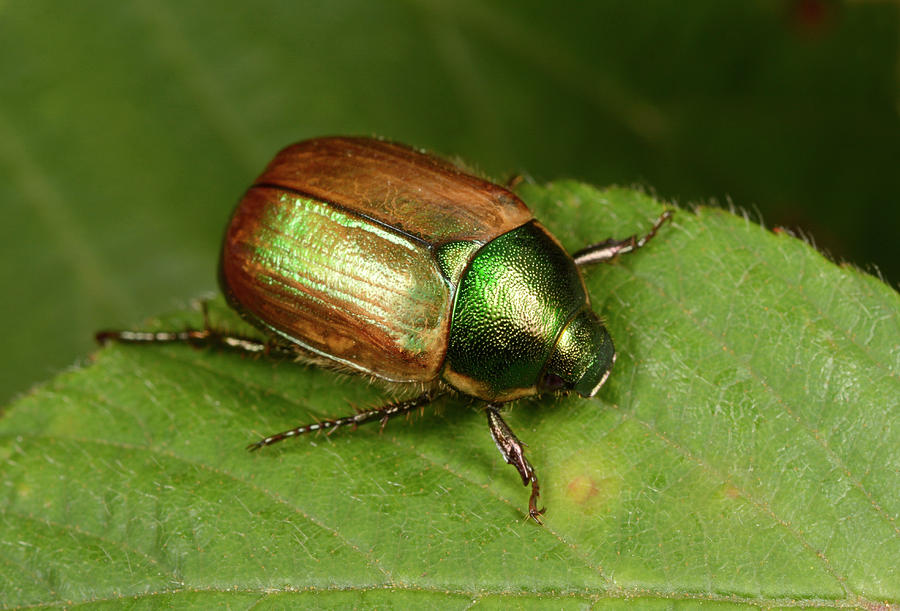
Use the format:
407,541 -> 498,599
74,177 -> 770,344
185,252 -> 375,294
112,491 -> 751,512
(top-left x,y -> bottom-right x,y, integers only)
1,184 -> 898,609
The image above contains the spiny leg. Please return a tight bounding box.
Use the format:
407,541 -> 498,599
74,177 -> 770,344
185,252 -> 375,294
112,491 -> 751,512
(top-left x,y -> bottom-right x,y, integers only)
95,302 -> 288,357
572,209 -> 673,267
96,327 -> 276,355
247,390 -> 441,450
486,406 -> 545,525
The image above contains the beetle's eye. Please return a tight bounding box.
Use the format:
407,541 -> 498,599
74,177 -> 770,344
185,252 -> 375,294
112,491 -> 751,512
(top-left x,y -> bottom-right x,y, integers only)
541,373 -> 566,391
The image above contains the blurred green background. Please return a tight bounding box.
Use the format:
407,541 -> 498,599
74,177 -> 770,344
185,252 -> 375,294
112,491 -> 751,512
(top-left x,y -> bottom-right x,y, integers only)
1,0 -> 898,406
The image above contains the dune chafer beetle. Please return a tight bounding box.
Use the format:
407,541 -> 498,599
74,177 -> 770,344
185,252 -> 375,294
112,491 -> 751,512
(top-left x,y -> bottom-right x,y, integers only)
97,137 -> 672,523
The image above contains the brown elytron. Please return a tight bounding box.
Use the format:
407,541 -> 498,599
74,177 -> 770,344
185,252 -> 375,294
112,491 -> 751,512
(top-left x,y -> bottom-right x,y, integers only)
220,137 -> 534,382
256,137 -> 533,242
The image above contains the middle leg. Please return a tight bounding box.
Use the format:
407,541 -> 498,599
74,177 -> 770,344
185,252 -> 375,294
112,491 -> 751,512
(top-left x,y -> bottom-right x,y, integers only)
247,389 -> 442,450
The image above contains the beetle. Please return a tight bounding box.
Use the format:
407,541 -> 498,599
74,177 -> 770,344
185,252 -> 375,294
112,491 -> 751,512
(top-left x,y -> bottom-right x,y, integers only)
97,136 -> 672,524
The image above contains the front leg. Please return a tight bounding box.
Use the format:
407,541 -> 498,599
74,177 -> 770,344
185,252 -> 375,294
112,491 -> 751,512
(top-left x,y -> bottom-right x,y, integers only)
572,209 -> 673,267
486,406 -> 545,525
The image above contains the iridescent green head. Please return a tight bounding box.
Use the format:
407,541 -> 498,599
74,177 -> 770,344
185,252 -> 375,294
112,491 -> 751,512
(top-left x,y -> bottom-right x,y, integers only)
442,221 -> 615,402
541,308 -> 615,397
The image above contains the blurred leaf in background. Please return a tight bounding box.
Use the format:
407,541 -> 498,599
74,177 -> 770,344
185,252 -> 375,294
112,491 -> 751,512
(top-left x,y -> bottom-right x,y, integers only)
1,1 -> 898,427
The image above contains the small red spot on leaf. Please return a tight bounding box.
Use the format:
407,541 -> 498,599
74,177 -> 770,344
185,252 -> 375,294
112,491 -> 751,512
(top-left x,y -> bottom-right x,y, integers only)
567,475 -> 600,504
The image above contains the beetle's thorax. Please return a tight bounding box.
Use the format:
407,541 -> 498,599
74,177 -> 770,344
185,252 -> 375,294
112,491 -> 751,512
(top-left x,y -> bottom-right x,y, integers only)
441,221 -> 594,402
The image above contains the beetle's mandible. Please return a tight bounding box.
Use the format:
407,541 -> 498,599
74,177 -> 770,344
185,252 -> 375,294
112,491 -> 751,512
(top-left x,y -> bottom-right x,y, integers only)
97,136 -> 672,524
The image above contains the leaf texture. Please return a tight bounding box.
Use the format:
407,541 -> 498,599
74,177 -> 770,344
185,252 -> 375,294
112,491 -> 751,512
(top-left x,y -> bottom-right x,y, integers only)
1,184 -> 897,609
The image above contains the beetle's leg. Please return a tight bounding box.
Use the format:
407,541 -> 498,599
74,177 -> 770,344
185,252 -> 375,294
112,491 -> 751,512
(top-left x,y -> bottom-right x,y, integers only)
572,209 -> 673,267
504,173 -> 524,189
95,301 -> 294,358
247,390 -> 441,450
95,326 -> 279,356
485,406 -> 545,525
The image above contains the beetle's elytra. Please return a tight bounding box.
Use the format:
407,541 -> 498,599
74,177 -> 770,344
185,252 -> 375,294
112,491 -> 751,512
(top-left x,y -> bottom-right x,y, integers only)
97,136 -> 672,524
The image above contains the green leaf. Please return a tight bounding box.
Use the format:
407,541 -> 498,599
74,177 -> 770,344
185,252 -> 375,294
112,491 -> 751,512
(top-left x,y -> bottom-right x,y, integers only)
1,184 -> 898,609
